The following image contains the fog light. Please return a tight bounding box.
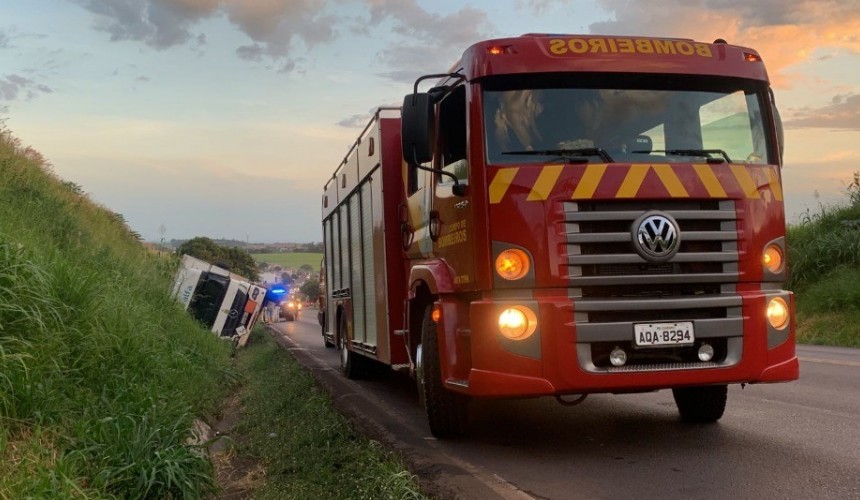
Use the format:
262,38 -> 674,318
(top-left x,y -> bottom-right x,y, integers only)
609,347 -> 627,367
767,297 -> 789,330
498,306 -> 537,340
698,343 -> 715,362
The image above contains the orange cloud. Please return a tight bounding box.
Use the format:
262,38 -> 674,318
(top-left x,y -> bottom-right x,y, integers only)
591,0 -> 860,88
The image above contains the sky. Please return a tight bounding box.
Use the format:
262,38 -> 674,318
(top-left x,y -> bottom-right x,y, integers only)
1,0 -> 858,243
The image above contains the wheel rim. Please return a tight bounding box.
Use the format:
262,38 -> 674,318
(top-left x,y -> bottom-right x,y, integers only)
339,334 -> 348,368
415,343 -> 425,408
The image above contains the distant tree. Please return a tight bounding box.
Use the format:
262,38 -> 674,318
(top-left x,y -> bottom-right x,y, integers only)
300,279 -> 320,301
304,242 -> 323,252
223,246 -> 259,281
176,237 -> 222,263
281,272 -> 293,285
300,264 -> 313,273
176,237 -> 259,281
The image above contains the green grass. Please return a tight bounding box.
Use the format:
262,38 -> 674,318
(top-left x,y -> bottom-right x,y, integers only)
230,329 -> 426,499
0,128 -> 236,498
251,252 -> 322,271
787,176 -> 860,347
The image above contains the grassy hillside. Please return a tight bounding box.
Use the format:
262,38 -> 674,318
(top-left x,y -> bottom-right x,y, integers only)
0,128 -> 423,498
787,173 -> 860,347
252,252 -> 322,270
0,129 -> 238,497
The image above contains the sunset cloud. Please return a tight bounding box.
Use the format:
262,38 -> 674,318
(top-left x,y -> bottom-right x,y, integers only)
69,0 -> 338,71
590,0 -> 860,88
0,74 -> 53,101
785,93 -> 860,130
364,0 -> 493,83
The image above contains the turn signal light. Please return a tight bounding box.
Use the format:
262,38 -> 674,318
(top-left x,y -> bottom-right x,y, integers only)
498,306 -> 537,340
495,248 -> 530,281
488,45 -> 514,55
767,297 -> 789,330
763,244 -> 784,273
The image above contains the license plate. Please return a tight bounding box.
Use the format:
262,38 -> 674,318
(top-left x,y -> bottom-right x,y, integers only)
633,322 -> 695,347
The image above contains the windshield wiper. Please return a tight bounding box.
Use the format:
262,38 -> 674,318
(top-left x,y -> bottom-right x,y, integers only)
634,149 -> 732,164
502,148 -> 615,163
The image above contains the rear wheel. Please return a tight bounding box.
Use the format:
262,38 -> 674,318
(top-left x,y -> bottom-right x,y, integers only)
672,385 -> 727,423
318,311 -> 334,347
338,313 -> 364,379
419,304 -> 468,437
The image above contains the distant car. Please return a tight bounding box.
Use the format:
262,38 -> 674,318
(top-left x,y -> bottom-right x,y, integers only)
281,300 -> 301,321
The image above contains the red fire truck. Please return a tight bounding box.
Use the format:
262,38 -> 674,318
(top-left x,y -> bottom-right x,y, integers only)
321,34 -> 798,437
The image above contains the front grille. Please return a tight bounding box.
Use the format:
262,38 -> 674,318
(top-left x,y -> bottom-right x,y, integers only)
564,199 -> 739,294
563,199 -> 743,373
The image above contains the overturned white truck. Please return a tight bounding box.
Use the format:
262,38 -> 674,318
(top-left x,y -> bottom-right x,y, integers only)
170,254 -> 266,347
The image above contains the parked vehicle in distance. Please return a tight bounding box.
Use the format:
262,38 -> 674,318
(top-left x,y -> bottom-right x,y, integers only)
281,299 -> 301,321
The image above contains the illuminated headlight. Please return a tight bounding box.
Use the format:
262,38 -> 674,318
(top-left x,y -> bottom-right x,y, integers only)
498,306 -> 537,340
287,302 -> 296,309
767,297 -> 789,330
763,244 -> 784,274
495,249 -> 530,281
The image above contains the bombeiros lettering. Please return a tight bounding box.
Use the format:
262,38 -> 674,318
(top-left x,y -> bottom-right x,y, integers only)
548,37 -> 713,57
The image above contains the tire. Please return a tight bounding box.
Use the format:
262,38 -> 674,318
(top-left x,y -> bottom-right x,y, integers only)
419,304 -> 468,437
338,314 -> 364,379
672,385 -> 728,423
319,311 -> 335,347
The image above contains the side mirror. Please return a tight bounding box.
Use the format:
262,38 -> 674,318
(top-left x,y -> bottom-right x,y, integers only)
773,105 -> 784,164
401,93 -> 434,165
769,88 -> 784,164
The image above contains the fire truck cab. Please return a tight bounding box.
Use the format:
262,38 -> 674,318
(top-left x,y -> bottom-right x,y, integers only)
323,34 -> 798,437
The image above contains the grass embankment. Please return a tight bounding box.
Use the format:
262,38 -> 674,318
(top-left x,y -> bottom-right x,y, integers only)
0,128 -> 421,498
788,175 -> 860,347
224,329 -> 425,499
252,252 -> 322,271
0,129 -> 237,497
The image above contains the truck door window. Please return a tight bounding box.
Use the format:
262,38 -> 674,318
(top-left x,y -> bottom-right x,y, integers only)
437,85 -> 468,183
699,91 -> 767,164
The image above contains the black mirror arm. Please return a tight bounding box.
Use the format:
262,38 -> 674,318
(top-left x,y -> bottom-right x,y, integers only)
411,73 -> 464,101
409,148 -> 467,197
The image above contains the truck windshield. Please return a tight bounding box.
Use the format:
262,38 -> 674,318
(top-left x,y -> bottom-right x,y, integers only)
482,74 -> 772,166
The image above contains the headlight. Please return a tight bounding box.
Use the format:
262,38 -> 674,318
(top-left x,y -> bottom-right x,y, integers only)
767,297 -> 789,330
498,306 -> 537,340
495,248 -> 530,281
763,244 -> 784,273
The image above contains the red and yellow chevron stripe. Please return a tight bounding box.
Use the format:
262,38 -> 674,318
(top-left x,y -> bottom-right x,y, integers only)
488,163 -> 783,203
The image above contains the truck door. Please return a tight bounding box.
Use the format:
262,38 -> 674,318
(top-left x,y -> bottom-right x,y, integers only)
431,84 -> 477,289
404,148 -> 433,259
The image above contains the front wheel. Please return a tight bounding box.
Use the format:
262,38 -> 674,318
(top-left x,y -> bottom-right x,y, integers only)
419,304 -> 468,437
672,385 -> 727,423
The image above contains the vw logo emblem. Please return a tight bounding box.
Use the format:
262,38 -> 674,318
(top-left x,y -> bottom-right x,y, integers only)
632,212 -> 681,262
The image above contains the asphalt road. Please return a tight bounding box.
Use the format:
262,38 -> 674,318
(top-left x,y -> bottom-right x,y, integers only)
269,313 -> 860,500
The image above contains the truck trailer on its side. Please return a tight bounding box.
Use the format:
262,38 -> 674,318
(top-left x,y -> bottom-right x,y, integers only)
321,34 -> 798,437
171,254 -> 266,347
